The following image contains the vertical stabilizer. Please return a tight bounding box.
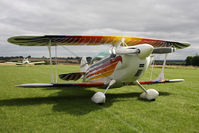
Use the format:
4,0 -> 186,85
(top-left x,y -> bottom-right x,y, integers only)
80,56 -> 89,72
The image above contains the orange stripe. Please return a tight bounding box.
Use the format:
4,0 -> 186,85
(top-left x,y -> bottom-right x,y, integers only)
86,56 -> 122,81
87,56 -> 122,74
86,62 -> 118,78
87,69 -> 114,81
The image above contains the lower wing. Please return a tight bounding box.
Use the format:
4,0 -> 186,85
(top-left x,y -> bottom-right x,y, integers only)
129,79 -> 184,85
16,82 -> 105,87
16,79 -> 183,88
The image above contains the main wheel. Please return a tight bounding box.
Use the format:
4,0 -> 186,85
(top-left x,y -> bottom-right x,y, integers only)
91,92 -> 106,104
140,89 -> 159,101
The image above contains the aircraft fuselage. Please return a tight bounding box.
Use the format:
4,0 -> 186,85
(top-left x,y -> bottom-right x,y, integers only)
85,44 -> 154,85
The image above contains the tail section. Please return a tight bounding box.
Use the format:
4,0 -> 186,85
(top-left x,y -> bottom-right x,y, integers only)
59,56 -> 89,81
59,72 -> 85,81
80,56 -> 89,72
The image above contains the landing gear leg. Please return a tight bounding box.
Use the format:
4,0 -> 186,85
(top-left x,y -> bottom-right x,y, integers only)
136,80 -> 159,101
91,80 -> 116,104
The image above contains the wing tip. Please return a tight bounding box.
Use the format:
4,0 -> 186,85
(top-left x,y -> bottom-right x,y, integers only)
178,43 -> 191,49
183,43 -> 191,47
168,79 -> 184,82
16,83 -> 53,87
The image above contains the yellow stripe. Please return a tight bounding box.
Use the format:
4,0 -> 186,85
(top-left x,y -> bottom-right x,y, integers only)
87,70 -> 114,81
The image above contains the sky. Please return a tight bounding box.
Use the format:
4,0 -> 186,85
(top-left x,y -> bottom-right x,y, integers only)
0,0 -> 199,59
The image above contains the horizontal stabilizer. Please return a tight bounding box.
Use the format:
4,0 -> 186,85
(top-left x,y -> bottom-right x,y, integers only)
16,82 -> 105,87
59,72 -> 85,81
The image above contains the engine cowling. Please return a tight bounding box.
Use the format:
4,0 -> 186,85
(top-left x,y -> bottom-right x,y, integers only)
109,44 -> 154,59
114,47 -> 139,55
136,44 -> 154,59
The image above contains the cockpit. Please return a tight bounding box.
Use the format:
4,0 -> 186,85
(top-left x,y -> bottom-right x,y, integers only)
90,51 -> 110,65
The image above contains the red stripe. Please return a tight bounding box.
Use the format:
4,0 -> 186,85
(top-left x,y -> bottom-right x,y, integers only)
87,56 -> 122,74
86,62 -> 118,78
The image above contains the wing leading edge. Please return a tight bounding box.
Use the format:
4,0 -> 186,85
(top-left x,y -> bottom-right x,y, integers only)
8,35 -> 190,49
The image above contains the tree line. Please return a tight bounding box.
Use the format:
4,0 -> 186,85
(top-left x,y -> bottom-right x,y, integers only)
185,55 -> 199,66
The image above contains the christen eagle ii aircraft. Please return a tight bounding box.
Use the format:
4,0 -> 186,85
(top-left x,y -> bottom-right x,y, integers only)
8,35 -> 190,104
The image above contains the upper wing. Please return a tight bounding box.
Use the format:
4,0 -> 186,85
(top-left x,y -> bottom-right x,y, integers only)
8,35 -> 190,49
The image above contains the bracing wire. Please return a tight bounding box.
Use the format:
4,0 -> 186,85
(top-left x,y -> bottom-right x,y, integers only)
150,55 -> 155,80
55,45 -> 58,83
48,40 -> 54,83
61,46 -> 78,57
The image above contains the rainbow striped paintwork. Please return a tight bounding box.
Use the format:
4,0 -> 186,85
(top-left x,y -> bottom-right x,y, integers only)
85,56 -> 122,81
8,35 -> 190,49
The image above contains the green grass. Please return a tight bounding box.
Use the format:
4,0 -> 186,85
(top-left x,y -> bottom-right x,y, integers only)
0,65 -> 198,133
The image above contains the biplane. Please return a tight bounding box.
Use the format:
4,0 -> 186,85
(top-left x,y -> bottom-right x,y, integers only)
6,57 -> 45,65
8,35 -> 190,104
16,57 -> 45,65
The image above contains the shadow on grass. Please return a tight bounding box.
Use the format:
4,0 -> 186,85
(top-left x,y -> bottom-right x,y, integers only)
0,87 -> 170,115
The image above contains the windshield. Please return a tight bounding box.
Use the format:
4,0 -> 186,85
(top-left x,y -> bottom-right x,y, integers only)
91,51 -> 110,64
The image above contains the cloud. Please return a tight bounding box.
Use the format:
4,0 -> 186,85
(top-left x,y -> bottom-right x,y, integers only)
0,0 -> 198,59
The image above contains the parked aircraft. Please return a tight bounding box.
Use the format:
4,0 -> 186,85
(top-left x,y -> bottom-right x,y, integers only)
8,35 -> 190,104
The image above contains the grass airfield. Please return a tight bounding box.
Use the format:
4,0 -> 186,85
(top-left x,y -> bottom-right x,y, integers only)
0,65 -> 198,133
